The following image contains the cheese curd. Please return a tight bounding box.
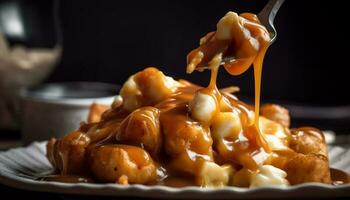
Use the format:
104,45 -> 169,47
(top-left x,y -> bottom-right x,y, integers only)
197,161 -> 234,187
46,1 -> 337,187
189,92 -> 217,124
120,75 -> 142,111
216,12 -> 239,40
259,117 -> 290,151
211,111 -> 242,142
250,165 -> 289,188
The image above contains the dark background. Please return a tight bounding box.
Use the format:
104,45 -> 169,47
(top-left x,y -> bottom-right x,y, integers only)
1,0 -> 350,132
1,0 -> 350,197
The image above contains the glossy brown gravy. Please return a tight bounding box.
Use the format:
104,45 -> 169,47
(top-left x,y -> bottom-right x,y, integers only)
40,175 -> 93,183
330,168 -> 350,185
45,10 -> 350,188
187,12 -> 271,170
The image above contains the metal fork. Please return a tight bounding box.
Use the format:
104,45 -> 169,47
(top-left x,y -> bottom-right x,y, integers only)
219,0 -> 285,64
258,0 -> 285,43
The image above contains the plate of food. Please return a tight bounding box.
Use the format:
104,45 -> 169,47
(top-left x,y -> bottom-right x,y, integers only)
0,1 -> 349,199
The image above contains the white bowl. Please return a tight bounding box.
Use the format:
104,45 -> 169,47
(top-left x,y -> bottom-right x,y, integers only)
19,82 -> 119,144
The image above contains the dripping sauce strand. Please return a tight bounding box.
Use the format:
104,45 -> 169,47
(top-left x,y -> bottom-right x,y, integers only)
44,11 -> 350,186
187,12 -> 272,169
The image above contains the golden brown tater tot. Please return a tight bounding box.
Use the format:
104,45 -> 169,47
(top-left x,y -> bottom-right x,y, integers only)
87,103 -> 109,123
49,131 -> 90,175
289,127 -> 328,158
285,153 -> 331,184
89,145 -> 158,184
117,107 -> 161,157
261,104 -> 290,127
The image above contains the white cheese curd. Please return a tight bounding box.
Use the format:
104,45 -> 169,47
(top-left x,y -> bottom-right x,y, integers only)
211,111 -> 242,142
120,75 -> 142,111
198,161 -> 234,187
250,165 -> 289,188
216,11 -> 239,40
209,53 -> 222,70
259,117 -> 290,151
187,51 -> 204,74
189,92 -> 217,124
143,71 -> 179,103
164,75 -> 180,90
264,134 -> 289,151
111,95 -> 123,109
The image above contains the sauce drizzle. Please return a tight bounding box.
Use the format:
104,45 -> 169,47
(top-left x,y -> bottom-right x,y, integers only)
187,11 -> 272,169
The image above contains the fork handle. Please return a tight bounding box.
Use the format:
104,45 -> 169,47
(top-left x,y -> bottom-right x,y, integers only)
258,0 -> 285,25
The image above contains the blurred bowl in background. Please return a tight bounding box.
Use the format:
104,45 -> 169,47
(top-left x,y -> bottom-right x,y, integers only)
0,0 -> 63,130
0,33 -> 61,130
20,82 -> 119,144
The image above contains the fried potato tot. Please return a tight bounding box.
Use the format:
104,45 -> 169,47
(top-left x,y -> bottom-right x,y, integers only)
161,108 -> 213,176
289,127 -> 328,158
87,103 -> 110,123
164,122 -> 212,159
47,131 -> 90,175
120,67 -> 179,111
261,104 -> 290,127
117,107 -> 161,157
285,153 -> 331,184
89,145 -> 158,184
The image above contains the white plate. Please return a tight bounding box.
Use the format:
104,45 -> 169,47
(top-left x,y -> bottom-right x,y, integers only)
0,142 -> 349,199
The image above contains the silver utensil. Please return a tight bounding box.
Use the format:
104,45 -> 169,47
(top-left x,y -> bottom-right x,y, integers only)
258,0 -> 285,43
220,0 -> 285,65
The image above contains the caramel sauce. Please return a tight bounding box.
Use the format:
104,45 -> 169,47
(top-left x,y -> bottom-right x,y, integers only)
187,12 -> 271,170
45,11 -> 350,187
330,168 -> 350,185
156,85 -> 214,176
41,175 -> 93,183
161,176 -> 196,187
